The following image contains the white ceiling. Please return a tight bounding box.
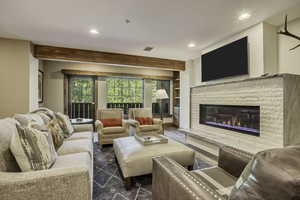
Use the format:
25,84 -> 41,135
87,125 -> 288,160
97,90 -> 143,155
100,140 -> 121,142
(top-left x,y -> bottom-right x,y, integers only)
1,0 -> 300,61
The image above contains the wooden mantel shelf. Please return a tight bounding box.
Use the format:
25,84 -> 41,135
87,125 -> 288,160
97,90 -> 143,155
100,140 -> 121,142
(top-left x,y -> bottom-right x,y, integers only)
34,45 -> 186,71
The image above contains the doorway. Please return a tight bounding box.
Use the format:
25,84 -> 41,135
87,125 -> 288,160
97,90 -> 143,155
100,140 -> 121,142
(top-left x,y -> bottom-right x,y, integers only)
68,76 -> 97,120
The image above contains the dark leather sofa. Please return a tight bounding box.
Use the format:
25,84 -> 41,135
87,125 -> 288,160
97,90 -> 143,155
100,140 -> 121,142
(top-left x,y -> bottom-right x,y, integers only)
152,145 -> 300,200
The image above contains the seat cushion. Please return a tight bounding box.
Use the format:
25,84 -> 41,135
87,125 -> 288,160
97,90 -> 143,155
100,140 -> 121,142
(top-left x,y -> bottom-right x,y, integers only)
52,152 -> 92,181
67,131 -> 93,141
58,139 -> 93,158
192,167 -> 237,198
139,124 -> 160,132
102,126 -> 125,134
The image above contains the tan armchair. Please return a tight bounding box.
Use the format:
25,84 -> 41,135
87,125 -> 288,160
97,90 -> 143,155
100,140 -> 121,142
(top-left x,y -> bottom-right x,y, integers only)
128,108 -> 163,135
95,109 -> 129,145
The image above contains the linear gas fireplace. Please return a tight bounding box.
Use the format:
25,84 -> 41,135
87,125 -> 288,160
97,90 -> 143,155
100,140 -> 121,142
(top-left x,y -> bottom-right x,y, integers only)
200,104 -> 260,136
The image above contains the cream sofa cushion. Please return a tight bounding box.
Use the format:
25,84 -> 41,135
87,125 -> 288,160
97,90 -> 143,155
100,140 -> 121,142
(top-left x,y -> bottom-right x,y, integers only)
53,152 -> 92,181
97,109 -> 123,119
130,108 -> 152,119
57,139 -> 93,158
67,131 -> 93,141
139,125 -> 160,132
102,126 -> 125,134
10,122 -> 57,172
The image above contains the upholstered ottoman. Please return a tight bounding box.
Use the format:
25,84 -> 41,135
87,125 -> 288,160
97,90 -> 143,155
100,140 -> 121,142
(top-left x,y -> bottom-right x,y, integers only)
113,136 -> 195,189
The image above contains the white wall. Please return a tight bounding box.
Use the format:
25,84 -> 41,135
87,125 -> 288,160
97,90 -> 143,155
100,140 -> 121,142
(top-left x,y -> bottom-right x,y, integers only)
179,60 -> 193,129
263,23 -> 278,74
278,18 -> 300,74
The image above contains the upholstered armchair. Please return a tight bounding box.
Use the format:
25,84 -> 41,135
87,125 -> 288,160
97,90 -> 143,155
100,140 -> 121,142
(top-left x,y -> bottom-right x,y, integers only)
95,109 -> 129,145
128,108 -> 163,135
152,146 -> 253,200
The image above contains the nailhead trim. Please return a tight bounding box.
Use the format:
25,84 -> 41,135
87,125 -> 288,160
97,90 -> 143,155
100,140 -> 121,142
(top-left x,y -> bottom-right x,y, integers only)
162,157 -> 226,200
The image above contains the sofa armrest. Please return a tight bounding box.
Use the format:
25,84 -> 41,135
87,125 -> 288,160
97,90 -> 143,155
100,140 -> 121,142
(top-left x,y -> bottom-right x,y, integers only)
218,146 -> 253,178
0,167 -> 91,200
73,124 -> 93,132
122,119 -> 129,129
152,156 -> 225,200
127,119 -> 140,127
95,120 -> 103,133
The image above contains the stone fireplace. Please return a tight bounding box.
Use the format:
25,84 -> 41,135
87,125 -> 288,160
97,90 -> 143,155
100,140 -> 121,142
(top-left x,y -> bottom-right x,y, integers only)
199,104 -> 260,136
187,74 -> 300,155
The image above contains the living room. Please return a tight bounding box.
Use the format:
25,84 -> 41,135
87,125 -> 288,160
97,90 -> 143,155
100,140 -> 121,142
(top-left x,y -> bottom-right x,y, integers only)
1,0 -> 300,200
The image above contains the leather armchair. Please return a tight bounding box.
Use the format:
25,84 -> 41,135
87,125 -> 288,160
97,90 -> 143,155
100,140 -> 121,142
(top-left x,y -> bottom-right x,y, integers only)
128,108 -> 163,135
95,109 -> 129,145
152,146 -> 253,200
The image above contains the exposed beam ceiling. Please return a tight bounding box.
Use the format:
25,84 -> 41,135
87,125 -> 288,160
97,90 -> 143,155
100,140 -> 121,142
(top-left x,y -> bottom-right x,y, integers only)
61,69 -> 173,80
34,45 -> 185,71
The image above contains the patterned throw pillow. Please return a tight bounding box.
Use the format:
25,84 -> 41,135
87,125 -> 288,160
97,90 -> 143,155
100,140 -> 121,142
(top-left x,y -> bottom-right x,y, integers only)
101,118 -> 122,127
135,117 -> 153,125
31,107 -> 56,120
55,112 -> 74,138
10,122 -> 57,172
47,120 -> 65,150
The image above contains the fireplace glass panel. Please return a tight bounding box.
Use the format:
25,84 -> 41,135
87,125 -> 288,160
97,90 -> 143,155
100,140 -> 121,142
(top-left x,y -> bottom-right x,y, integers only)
200,104 -> 260,136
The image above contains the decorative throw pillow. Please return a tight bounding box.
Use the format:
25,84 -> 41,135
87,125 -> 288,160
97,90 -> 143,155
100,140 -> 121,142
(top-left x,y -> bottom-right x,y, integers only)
135,117 -> 153,125
47,119 -> 65,150
10,122 -> 57,172
31,107 -> 56,119
55,112 -> 74,138
101,118 -> 122,127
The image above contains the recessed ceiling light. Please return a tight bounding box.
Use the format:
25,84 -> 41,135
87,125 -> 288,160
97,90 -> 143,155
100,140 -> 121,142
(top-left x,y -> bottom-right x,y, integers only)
239,13 -> 251,21
89,29 -> 99,34
188,42 -> 196,48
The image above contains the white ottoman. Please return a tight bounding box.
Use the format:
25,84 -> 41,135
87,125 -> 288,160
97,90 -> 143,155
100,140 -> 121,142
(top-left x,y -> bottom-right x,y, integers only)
113,136 -> 195,189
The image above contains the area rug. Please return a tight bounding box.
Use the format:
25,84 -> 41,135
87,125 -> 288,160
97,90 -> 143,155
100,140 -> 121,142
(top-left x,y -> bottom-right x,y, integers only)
93,131 -> 212,200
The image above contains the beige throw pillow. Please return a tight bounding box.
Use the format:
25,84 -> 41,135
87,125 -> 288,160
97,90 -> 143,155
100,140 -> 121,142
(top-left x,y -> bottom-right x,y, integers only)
10,122 -> 57,172
47,119 -> 65,150
55,112 -> 74,138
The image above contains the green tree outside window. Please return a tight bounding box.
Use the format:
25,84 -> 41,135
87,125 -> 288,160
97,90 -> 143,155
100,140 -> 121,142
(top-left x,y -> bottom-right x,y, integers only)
106,77 -> 143,103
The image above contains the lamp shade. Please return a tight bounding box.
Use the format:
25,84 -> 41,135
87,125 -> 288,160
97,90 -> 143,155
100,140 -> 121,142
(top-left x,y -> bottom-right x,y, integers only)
155,89 -> 169,100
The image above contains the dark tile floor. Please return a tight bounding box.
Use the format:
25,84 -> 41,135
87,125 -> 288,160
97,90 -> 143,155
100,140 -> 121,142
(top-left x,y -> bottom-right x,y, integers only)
93,128 -> 212,200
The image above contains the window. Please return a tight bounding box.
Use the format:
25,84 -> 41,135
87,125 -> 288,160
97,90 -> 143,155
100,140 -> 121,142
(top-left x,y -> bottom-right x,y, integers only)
106,77 -> 143,103
70,77 -> 94,103
151,80 -> 171,115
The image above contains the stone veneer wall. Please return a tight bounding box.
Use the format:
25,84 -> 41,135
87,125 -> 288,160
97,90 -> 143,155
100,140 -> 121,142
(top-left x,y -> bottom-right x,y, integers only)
190,76 -> 284,154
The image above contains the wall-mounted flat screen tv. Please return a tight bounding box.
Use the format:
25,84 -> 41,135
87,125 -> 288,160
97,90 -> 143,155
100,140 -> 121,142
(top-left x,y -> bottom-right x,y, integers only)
201,37 -> 248,82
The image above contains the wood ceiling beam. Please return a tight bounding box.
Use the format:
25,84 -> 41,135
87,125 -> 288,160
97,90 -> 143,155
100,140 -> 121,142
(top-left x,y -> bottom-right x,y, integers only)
34,45 -> 185,71
61,69 -> 173,80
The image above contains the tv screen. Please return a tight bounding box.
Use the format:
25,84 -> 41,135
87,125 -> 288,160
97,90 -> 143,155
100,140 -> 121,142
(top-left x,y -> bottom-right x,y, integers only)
201,37 -> 248,82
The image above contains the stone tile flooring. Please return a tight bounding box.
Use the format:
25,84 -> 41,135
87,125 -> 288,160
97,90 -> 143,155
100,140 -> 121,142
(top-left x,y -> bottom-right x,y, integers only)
93,128 -> 212,200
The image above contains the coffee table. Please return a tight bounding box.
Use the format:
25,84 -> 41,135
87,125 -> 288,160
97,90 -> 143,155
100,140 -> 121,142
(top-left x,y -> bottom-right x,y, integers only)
113,136 -> 195,189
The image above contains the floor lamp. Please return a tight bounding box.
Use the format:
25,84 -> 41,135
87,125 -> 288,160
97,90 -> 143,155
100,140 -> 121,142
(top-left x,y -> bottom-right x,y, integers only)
155,89 -> 169,126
